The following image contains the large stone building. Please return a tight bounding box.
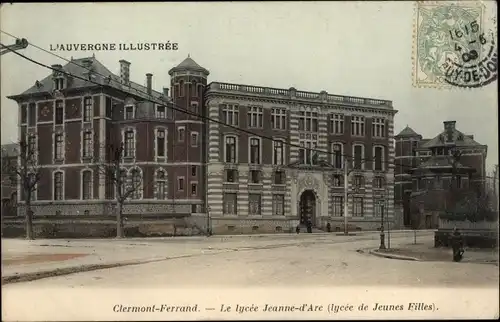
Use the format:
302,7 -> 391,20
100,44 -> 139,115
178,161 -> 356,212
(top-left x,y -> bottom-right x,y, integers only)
394,121 -> 488,229
7,55 -> 398,235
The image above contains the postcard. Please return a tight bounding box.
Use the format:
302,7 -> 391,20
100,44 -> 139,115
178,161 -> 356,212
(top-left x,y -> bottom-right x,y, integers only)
1,1 -> 498,321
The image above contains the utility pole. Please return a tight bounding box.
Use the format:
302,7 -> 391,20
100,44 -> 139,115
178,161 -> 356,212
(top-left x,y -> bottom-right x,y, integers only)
493,165 -> 498,213
0,38 -> 28,56
343,158 -> 349,235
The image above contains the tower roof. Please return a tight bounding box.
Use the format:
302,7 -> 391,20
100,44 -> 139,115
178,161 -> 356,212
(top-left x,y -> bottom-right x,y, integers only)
168,55 -> 209,76
395,125 -> 421,138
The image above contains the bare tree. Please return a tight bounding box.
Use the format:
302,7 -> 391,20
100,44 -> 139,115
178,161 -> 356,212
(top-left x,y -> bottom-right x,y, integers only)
1,138 -> 41,240
96,143 -> 144,238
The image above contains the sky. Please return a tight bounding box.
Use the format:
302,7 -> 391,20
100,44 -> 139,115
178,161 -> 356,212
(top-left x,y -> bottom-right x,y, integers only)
0,2 -> 498,172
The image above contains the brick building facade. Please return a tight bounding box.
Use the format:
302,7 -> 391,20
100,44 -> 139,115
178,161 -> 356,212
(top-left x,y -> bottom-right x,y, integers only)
394,121 -> 488,229
8,55 -> 398,234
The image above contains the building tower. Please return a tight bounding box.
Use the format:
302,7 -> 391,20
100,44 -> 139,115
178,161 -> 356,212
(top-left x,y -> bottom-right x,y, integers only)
168,56 -> 210,213
394,126 -> 422,227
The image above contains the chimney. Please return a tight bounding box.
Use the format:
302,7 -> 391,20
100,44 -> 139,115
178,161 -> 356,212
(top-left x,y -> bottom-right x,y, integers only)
146,73 -> 153,95
119,59 -> 131,84
443,121 -> 456,132
163,87 -> 169,97
51,64 -> 63,76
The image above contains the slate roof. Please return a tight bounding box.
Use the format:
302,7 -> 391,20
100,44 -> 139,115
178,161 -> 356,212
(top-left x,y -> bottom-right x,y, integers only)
420,128 -> 483,149
395,126 -> 421,138
9,56 -> 164,101
168,56 -> 209,75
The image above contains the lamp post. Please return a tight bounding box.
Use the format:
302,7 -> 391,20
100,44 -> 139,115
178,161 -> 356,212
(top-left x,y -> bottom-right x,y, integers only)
206,206 -> 211,237
379,200 -> 386,250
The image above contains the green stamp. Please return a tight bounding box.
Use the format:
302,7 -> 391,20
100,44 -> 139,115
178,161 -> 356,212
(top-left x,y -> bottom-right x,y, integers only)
413,1 -> 497,89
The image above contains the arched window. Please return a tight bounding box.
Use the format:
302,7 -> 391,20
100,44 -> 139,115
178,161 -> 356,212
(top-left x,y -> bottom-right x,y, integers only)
352,144 -> 365,170
192,80 -> 198,96
373,145 -> 385,171
179,80 -> 185,97
331,142 -> 344,169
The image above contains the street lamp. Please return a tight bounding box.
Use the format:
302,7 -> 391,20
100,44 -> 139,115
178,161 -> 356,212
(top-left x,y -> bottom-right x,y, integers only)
206,206 -> 211,237
379,199 -> 386,250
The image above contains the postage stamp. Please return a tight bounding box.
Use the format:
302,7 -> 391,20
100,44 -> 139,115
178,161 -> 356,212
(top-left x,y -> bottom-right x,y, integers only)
412,1 -> 498,89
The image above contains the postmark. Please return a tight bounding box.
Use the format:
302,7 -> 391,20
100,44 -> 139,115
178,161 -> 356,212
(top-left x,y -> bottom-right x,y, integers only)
412,1 -> 498,89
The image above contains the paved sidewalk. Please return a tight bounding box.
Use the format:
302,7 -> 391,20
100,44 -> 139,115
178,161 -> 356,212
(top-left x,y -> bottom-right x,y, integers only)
370,238 -> 499,265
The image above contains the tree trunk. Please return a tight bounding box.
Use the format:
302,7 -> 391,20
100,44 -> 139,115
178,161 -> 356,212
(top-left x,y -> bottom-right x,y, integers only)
116,201 -> 124,238
25,198 -> 34,240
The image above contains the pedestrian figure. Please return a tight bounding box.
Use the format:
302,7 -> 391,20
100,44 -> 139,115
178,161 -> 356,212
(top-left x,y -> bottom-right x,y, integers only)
306,218 -> 312,233
451,228 -> 465,262
295,225 -> 300,234
326,222 -> 331,233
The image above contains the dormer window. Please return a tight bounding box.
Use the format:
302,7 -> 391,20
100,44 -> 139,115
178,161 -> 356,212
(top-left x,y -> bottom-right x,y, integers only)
156,106 -> 166,118
124,105 -> 135,120
54,78 -> 64,90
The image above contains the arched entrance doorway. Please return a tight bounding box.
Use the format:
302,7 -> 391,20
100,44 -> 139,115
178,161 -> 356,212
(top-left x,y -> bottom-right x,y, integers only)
299,190 -> 316,226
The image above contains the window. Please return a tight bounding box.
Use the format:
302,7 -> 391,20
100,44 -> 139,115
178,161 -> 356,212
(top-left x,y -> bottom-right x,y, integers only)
332,174 -> 343,187
191,132 -> 199,147
330,114 -> 344,134
82,170 -> 92,200
83,97 -> 93,122
21,104 -> 27,124
351,116 -> 365,136
156,129 -> 166,157
178,127 -> 185,142
190,102 -> 199,117
119,169 -> 127,197
124,129 -> 135,158
225,136 -> 237,163
27,134 -> 37,158
456,176 -> 462,189
249,138 -> 260,164
273,140 -> 285,165
353,175 -> 364,189
156,106 -> 166,118
106,97 -> 112,118
353,144 -> 364,169
192,80 -> 198,96
54,133 -> 64,160
299,139 -> 318,165
374,146 -> 384,171
83,131 -> 92,158
178,177 -> 185,191
54,172 -> 64,200
191,183 -> 197,196
222,104 -> 239,126
223,193 -> 237,215
250,170 -> 260,184
331,143 -> 343,169
274,171 -> 285,185
271,108 -> 287,130
373,177 -> 384,189
273,194 -> 284,216
247,106 -> 263,128
225,169 -> 237,182
55,101 -> 64,124
124,105 -> 134,120
372,118 -> 385,138
191,166 -> 197,177
28,103 -> 36,126
333,196 -> 344,216
156,170 -> 167,200
130,169 -> 142,199
179,80 -> 185,97
353,197 -> 364,217
248,194 -> 261,215
298,110 -> 318,132
54,78 -> 64,90
374,200 -> 384,217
